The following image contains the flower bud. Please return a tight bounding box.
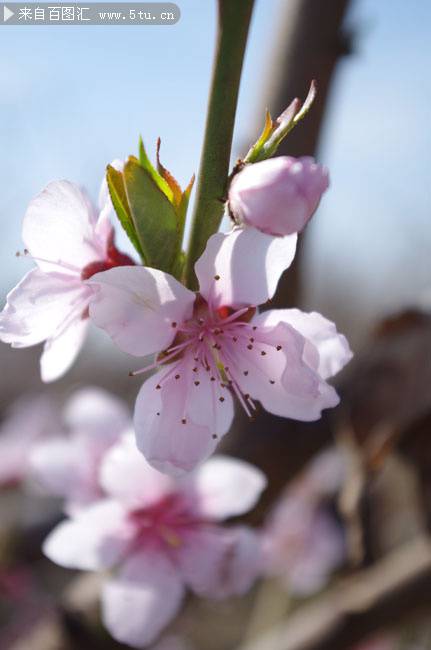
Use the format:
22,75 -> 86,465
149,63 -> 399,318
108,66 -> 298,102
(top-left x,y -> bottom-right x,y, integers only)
229,156 -> 329,236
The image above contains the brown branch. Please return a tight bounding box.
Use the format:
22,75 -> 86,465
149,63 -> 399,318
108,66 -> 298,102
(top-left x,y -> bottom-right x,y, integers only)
237,536 -> 431,650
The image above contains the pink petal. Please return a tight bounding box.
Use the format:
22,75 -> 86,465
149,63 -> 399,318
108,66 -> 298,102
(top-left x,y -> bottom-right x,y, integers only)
0,269 -> 85,348
257,308 -> 353,379
134,359 -> 234,476
176,525 -> 261,599
100,432 -> 174,509
43,500 -> 133,571
102,550 -> 184,647
22,180 -> 103,272
88,266 -> 195,357
30,438 -> 84,499
195,228 -> 297,309
0,394 -> 59,486
63,387 -> 130,439
234,321 -> 339,421
189,456 -> 266,520
40,314 -> 89,382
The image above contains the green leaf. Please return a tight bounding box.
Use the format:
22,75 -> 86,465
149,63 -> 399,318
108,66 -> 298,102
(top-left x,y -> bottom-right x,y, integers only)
138,136 -> 173,202
123,158 -> 179,273
244,80 -> 317,163
106,165 -> 146,262
156,138 -> 183,208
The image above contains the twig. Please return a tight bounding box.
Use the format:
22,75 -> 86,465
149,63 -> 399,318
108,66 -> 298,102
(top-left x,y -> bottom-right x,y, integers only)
237,536 -> 431,650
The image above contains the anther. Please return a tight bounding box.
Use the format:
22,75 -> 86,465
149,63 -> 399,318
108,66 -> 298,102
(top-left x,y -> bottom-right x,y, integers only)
214,274 -> 220,281
194,381 -> 200,386
181,418 -> 187,424
192,367 -> 198,372
247,344 -> 253,350
175,374 -> 180,380
210,377 -> 216,382
128,371 -> 134,377
171,321 -> 177,328
261,351 -> 267,356
249,337 -> 254,343
276,345 -> 282,351
219,397 -> 225,402
252,326 -> 257,331
243,370 -> 249,376
269,380 -> 275,385
233,337 -> 238,342
212,434 -> 218,440
244,393 -> 250,399
156,384 -> 161,390
156,412 -> 160,416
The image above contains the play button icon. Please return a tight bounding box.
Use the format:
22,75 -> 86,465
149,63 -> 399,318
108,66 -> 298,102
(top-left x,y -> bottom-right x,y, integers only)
3,5 -> 14,22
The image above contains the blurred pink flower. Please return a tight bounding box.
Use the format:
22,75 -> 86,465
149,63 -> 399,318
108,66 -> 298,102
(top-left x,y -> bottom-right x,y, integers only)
89,227 -> 352,475
229,156 -> 329,237
0,394 -> 60,488
30,387 -> 130,513
0,168 -> 134,382
262,448 -> 346,596
43,433 -> 266,647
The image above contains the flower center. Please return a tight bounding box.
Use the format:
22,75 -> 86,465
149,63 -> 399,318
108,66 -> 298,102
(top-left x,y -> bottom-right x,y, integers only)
81,231 -> 134,280
128,495 -> 201,550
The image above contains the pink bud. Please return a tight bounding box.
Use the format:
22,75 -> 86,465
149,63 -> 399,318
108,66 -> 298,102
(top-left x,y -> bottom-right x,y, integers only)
229,156 -> 329,236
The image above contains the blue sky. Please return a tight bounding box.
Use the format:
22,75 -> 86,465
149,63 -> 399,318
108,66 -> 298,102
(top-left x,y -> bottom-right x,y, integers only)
1,0 -> 430,344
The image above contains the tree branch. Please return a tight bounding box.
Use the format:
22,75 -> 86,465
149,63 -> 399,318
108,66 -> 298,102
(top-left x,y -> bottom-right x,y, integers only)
237,536 -> 431,650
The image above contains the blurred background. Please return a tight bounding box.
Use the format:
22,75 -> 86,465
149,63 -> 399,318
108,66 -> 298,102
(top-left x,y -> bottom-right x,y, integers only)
1,0 -> 431,648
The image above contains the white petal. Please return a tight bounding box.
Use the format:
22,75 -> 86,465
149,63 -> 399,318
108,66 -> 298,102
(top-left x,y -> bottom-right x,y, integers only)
43,500 -> 133,571
233,321 -> 339,421
189,456 -> 266,520
176,525 -> 261,599
256,308 -> 353,379
23,180 -> 103,272
40,314 -> 89,382
102,550 -> 184,647
30,438 -> 83,498
88,266 -> 195,357
0,269 -> 85,347
195,228 -> 297,309
100,432 -> 174,508
134,359 -> 234,476
64,386 -> 130,438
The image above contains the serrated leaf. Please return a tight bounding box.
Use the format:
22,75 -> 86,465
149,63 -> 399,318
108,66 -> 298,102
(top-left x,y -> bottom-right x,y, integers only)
156,138 -> 183,208
138,136 -> 173,202
106,165 -> 146,262
123,158 -> 179,273
177,174 -> 195,228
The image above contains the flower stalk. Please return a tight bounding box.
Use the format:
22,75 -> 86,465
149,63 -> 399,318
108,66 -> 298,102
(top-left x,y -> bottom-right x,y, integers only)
184,0 -> 255,290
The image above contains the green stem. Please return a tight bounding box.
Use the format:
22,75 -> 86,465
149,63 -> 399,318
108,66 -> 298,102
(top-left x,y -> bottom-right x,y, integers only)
184,0 -> 255,289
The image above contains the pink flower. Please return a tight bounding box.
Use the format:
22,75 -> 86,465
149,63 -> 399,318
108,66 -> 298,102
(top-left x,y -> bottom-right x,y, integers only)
89,227 -> 352,475
43,433 -> 266,647
30,387 -> 131,513
0,394 -> 60,488
0,173 -> 134,382
229,156 -> 329,236
262,448 -> 346,596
